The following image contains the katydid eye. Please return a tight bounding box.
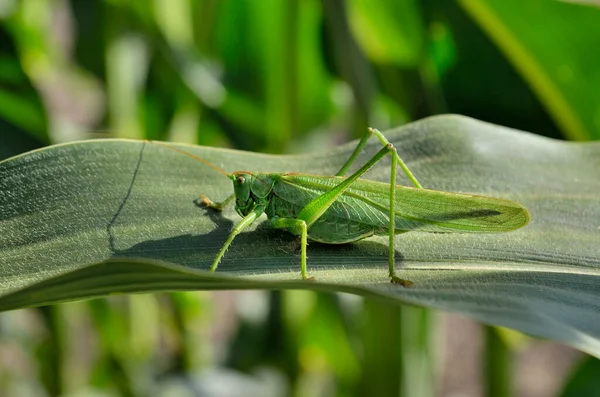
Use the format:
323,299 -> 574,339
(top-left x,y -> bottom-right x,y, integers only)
236,176 -> 245,184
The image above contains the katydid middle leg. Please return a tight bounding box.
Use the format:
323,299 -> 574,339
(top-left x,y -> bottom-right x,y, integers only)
270,217 -> 311,280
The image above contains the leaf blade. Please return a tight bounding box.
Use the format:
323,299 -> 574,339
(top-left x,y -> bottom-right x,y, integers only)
1,115 -> 600,357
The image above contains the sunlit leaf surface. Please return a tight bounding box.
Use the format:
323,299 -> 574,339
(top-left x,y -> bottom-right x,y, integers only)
1,115 -> 599,356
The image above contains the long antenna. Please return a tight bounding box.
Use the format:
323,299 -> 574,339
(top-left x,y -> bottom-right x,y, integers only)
149,140 -> 230,177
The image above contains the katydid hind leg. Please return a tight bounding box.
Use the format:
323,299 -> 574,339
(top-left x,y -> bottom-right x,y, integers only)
335,128 -> 375,176
387,150 -> 413,287
369,128 -> 423,189
297,144 -> 395,228
297,143 -> 413,285
335,128 -> 423,189
271,217 -> 312,280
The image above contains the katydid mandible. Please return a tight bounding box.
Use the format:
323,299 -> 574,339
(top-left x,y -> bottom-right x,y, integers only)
153,128 -> 531,285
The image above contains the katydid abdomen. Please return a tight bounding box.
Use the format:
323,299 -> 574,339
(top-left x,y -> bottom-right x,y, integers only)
266,173 -> 529,244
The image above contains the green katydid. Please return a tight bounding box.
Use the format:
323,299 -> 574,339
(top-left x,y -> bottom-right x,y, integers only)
153,128 -> 530,286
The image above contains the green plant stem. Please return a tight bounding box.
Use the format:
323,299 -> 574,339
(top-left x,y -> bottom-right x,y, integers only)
484,326 -> 512,397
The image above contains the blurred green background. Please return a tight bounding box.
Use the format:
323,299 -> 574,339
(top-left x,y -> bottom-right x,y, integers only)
1,0 -> 600,396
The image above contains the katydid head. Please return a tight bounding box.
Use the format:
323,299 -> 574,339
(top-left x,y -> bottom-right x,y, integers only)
229,172 -> 248,213
230,171 -> 275,216
231,172 -> 255,216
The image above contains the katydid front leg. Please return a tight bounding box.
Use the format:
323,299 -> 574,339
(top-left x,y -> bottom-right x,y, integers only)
209,206 -> 263,273
197,193 -> 235,211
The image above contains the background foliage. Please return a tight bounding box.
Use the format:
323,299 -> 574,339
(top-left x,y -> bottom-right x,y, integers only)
1,1 -> 600,396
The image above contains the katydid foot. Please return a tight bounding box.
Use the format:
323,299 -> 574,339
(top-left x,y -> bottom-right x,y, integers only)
391,275 -> 414,287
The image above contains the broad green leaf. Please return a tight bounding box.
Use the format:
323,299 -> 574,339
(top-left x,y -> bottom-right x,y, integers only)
1,115 -> 599,357
347,0 -> 425,66
460,0 -> 600,140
